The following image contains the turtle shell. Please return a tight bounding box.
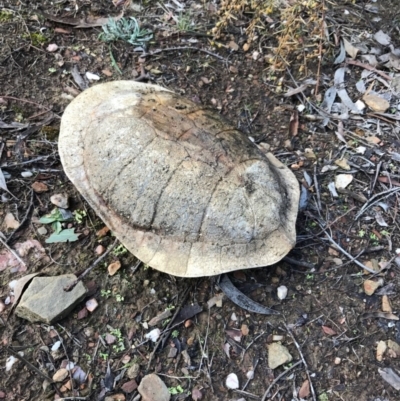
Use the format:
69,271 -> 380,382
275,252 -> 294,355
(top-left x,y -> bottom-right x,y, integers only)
59,81 -> 299,277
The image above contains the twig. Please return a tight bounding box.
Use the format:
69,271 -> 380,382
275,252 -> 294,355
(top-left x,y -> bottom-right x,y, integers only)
285,324 -> 316,401
314,0 -> 326,96
242,358 -> 259,391
0,95 -> 56,113
6,190 -> 34,244
2,155 -> 55,168
6,346 -> 54,383
64,238 -> 119,291
313,165 -> 322,211
146,286 -> 191,370
318,224 -> 378,274
0,236 -> 27,269
140,46 -> 226,62
355,187 -> 400,220
260,360 -> 303,401
370,161 -> 382,197
345,58 -> 393,81
283,257 -> 315,270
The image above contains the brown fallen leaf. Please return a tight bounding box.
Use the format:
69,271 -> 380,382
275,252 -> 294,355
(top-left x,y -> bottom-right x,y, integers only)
299,379 -> 310,399
382,295 -> 392,313
96,226 -> 110,237
31,181 -> 48,193
322,326 -> 337,336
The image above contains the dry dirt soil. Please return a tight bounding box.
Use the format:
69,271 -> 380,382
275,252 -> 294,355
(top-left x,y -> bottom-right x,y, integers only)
1,0 -> 400,400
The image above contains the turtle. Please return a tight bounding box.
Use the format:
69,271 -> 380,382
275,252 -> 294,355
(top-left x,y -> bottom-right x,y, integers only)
59,81 -> 299,277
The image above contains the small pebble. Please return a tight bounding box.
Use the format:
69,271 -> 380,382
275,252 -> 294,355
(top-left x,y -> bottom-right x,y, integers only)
334,357 -> 341,365
53,368 -> 68,382
21,171 -> 33,178
225,373 -> 239,389
277,285 -> 288,300
37,226 -> 48,235
95,245 -> 105,255
50,193 -> 69,209
85,298 -> 98,312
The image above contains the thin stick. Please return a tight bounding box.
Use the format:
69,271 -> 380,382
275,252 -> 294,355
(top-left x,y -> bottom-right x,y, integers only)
0,236 -> 27,269
141,46 -> 226,62
355,187 -> 400,220
260,360 -> 303,401
64,238 -> 119,291
318,224 -> 378,274
285,324 -> 317,401
0,95 -> 55,112
6,346 -> 54,383
242,358 -> 259,391
146,286 -> 191,370
6,190 -> 34,244
345,58 -> 392,81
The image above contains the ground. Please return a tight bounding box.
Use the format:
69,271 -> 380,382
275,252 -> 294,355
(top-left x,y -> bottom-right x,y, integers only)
1,0 -> 400,400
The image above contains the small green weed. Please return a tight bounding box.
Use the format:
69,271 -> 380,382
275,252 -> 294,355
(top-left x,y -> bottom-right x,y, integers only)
169,385 -> 184,395
0,10 -> 13,22
101,289 -> 112,298
73,209 -> 87,224
112,244 -> 128,256
29,32 -> 47,46
171,330 -> 179,338
39,208 -> 79,243
175,13 -> 191,32
99,17 -> 153,47
109,328 -> 125,352
115,294 -> 124,302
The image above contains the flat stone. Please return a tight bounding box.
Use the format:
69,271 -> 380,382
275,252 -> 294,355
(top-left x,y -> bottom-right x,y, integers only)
268,342 -> 293,369
15,274 -> 87,323
127,363 -> 140,379
138,374 -> 170,401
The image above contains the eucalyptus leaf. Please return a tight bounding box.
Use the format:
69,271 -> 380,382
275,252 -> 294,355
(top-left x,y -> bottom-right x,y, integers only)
45,228 -> 79,243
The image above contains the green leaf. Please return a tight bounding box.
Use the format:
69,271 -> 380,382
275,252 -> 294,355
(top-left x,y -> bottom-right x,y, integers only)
52,221 -> 62,234
39,208 -> 64,224
45,229 -> 79,243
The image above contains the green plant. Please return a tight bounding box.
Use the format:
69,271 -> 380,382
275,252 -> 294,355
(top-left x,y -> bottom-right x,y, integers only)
39,208 -> 79,243
0,10 -> 13,22
109,328 -> 125,352
169,385 -> 184,395
171,330 -> 179,338
358,229 -> 365,238
99,352 -> 108,360
101,289 -> 112,298
115,294 -> 124,302
175,13 -> 191,32
99,17 -> 153,47
73,209 -> 87,224
112,244 -> 128,256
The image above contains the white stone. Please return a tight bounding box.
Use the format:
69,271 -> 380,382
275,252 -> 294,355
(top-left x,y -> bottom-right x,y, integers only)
277,285 -> 288,300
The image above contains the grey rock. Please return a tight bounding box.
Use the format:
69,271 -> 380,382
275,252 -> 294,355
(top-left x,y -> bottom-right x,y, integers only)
138,373 -> 170,401
268,342 -> 293,369
15,274 -> 87,323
